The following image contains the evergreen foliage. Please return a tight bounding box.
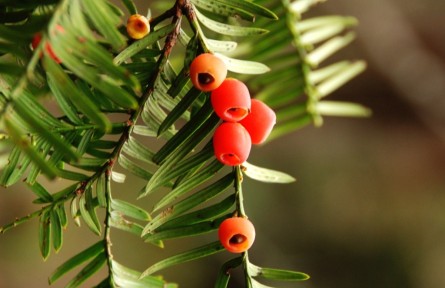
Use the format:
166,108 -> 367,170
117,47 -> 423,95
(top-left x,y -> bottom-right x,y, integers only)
0,0 -> 366,286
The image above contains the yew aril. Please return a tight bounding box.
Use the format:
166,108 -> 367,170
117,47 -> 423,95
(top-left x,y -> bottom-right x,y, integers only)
189,53 -> 227,92
31,32 -> 61,64
127,14 -> 150,40
239,99 -> 276,144
218,217 -> 256,253
213,122 -> 251,166
211,78 -> 251,122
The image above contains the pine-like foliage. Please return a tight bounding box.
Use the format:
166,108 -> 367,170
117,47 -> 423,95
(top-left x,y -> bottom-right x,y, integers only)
0,0 -> 367,287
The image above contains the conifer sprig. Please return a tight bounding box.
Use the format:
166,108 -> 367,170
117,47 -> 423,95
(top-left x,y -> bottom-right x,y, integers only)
0,0 -> 365,286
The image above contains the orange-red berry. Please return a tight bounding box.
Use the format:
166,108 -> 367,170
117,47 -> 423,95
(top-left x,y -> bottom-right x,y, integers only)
213,122 -> 251,166
127,14 -> 150,40
218,217 -> 255,253
189,53 -> 227,92
31,32 -> 61,64
239,99 -> 276,144
211,78 -> 251,122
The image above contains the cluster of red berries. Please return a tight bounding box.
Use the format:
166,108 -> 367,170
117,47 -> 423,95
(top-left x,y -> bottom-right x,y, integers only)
190,53 -> 276,167
190,53 -> 276,253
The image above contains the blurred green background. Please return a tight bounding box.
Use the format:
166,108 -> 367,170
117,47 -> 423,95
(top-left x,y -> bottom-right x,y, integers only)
2,0 -> 445,287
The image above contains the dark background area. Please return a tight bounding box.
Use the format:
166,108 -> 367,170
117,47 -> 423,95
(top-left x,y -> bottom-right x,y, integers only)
1,0 -> 445,287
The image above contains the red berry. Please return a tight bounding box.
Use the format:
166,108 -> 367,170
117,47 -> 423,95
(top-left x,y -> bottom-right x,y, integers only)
189,53 -> 227,92
218,217 -> 255,253
213,122 -> 251,166
31,31 -> 61,64
31,33 -> 42,50
239,99 -> 276,144
211,78 -> 251,122
127,14 -> 150,40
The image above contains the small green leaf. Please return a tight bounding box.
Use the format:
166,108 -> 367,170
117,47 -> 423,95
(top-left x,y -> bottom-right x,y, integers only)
76,129 -> 95,156
112,260 -> 172,288
205,38 -> 238,53
152,100 -> 215,164
142,173 -> 233,235
79,191 -> 101,235
65,253 -> 107,288
152,145 -> 214,196
0,146 -> 21,186
82,0 -> 126,51
111,171 -> 127,183
96,174 -> 107,208
44,57 -> 111,132
215,53 -> 270,75
301,24 -> 348,46
56,204 -> 68,229
158,88 -> 203,136
160,195 -> 235,230
214,0 -> 278,19
144,216 -> 225,243
113,24 -> 176,65
111,199 -> 151,221
140,241 -> 224,278
110,213 -> 144,236
215,257 -> 243,288
122,136 -> 155,165
49,34 -> 139,110
153,160 -> 224,212
55,168 -> 90,182
4,119 -> 58,180
28,181 -> 54,203
50,209 -> 63,253
121,0 -> 137,15
191,0 -> 255,22
296,16 -> 358,33
289,0 -> 323,15
118,154 -> 153,180
132,125 -> 157,137
184,34 -> 199,69
242,162 -> 296,183
47,75 -> 84,125
306,32 -> 356,67
143,112 -> 219,197
315,60 -> 366,98
167,68 -> 192,99
248,263 -> 310,281
195,7 -> 268,36
308,60 -> 351,84
315,101 -> 371,117
49,241 -> 104,284
39,210 -> 51,260
70,196 -> 79,221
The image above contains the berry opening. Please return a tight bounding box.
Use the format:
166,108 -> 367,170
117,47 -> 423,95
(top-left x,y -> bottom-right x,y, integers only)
224,107 -> 249,121
220,153 -> 241,166
229,234 -> 247,245
136,20 -> 146,30
198,73 -> 215,85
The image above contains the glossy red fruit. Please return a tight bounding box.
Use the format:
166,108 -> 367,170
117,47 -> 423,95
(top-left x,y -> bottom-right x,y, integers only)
218,217 -> 255,253
213,122 -> 251,166
211,78 -> 251,122
189,53 -> 227,92
31,31 -> 61,64
127,14 -> 150,40
239,99 -> 276,144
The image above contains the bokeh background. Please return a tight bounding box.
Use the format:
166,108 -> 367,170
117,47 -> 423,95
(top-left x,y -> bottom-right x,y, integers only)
1,0 -> 445,287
